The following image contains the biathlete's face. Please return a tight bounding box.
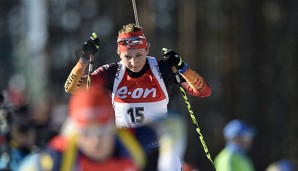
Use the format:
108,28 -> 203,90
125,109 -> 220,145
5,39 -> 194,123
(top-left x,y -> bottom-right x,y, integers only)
119,48 -> 149,73
77,124 -> 116,161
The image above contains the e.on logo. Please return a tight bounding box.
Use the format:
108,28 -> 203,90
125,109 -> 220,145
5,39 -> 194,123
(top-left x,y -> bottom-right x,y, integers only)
117,86 -> 156,99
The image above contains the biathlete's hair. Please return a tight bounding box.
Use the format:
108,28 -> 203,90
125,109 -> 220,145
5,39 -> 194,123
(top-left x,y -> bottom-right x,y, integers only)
118,23 -> 143,34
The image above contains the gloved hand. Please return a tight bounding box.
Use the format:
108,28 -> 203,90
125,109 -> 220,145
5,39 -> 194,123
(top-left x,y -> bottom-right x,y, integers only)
162,48 -> 189,74
81,33 -> 100,60
162,48 -> 184,70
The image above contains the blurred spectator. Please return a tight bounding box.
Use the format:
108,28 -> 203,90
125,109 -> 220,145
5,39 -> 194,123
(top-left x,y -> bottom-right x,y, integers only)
266,159 -> 296,171
214,119 -> 256,171
17,87 -> 144,171
3,74 -> 28,111
0,90 -> 36,171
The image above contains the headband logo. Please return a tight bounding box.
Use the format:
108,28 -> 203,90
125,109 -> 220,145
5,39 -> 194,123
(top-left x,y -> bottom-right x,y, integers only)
117,31 -> 148,51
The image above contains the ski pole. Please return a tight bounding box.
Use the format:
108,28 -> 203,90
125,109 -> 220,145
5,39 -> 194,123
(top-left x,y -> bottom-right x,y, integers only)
131,0 -> 140,26
86,32 -> 99,90
164,49 -> 216,170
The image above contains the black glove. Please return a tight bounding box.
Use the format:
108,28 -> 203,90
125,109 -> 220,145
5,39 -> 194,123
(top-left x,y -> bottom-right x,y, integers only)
81,33 -> 100,60
162,48 -> 184,70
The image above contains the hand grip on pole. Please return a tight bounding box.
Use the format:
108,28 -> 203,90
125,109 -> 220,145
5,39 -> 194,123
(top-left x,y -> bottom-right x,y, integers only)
171,66 -> 181,84
86,32 -> 98,90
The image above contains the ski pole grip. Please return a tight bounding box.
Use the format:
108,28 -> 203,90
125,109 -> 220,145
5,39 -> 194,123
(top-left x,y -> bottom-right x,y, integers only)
171,66 -> 181,84
86,32 -> 99,90
90,32 -> 99,49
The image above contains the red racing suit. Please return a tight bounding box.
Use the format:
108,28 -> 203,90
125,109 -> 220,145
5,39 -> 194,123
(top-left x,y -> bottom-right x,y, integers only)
87,58 -> 211,98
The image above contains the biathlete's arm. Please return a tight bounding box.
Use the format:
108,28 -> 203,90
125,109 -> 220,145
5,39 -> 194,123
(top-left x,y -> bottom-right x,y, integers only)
180,68 -> 211,98
64,58 -> 88,93
64,58 -> 115,94
161,48 -> 211,98
65,33 -> 102,93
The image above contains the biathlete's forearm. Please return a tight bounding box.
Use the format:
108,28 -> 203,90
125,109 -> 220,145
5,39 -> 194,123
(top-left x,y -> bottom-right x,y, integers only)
64,59 -> 88,93
180,68 -> 211,97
